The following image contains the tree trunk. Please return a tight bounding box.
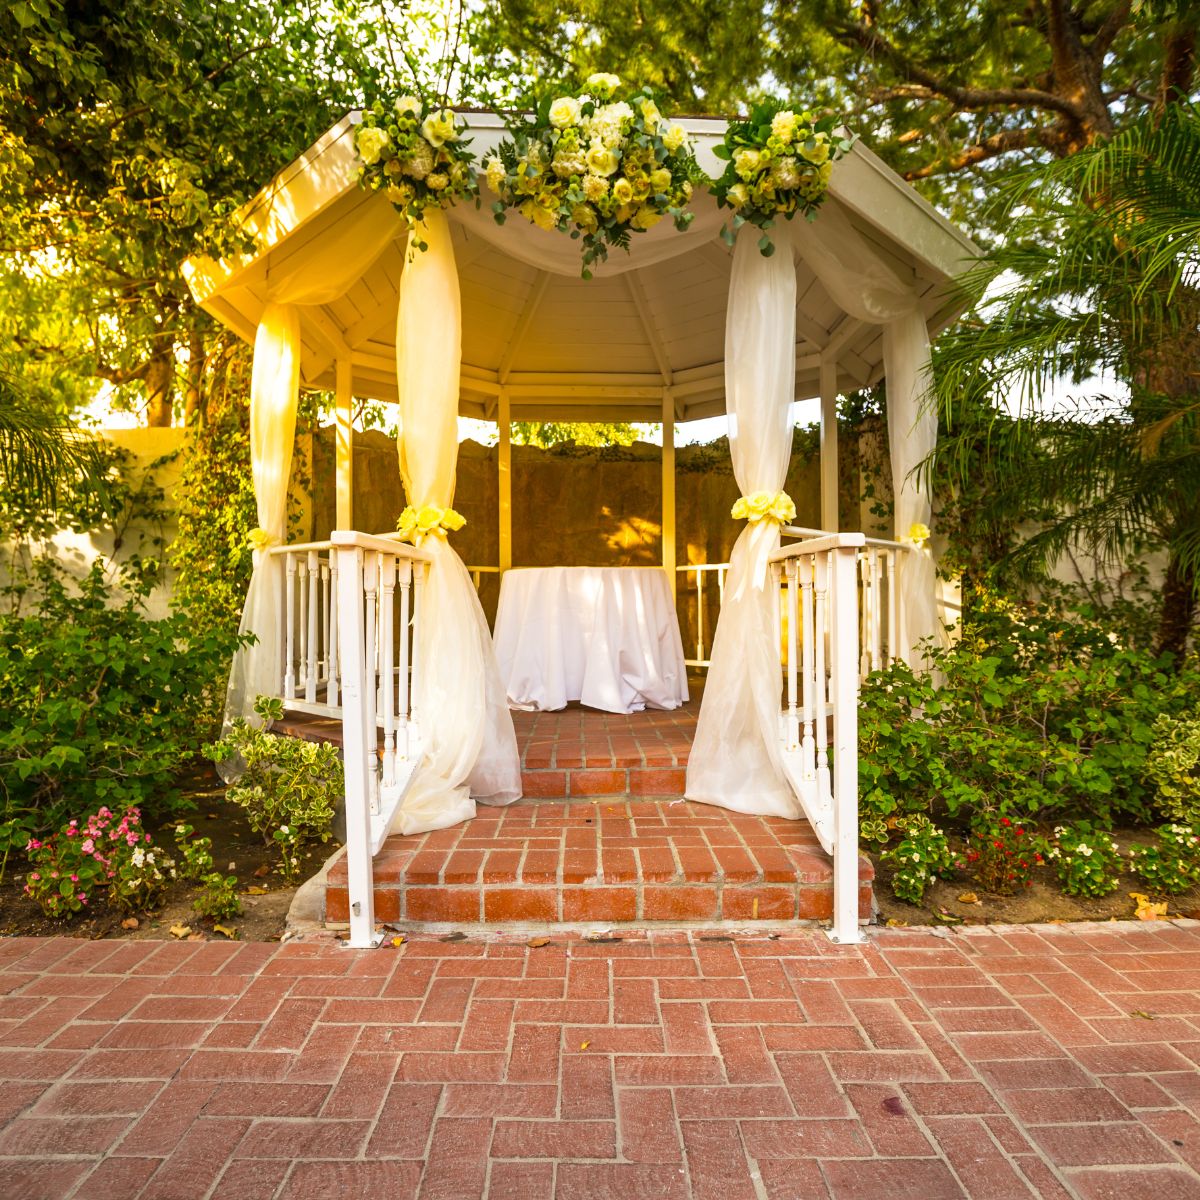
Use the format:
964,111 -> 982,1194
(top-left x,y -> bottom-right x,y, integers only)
1155,550 -> 1197,663
144,342 -> 174,427
184,327 -> 206,427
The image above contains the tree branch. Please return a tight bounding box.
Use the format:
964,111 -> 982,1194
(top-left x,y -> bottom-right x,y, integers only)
903,127 -> 1046,179
839,19 -> 1085,118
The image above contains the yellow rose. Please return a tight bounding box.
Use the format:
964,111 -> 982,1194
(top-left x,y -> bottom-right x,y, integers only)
521,199 -> 559,230
442,508 -> 466,532
769,492 -> 796,523
731,497 -> 749,520
394,95 -> 421,118
726,182 -> 749,209
612,177 -> 633,204
355,125 -> 391,166
585,143 -> 619,177
485,157 -> 507,193
396,507 -> 418,539
571,203 -> 599,232
906,522 -> 931,547
640,99 -> 661,130
416,505 -> 444,532
799,134 -> 830,165
662,123 -> 687,152
586,72 -> 621,95
745,491 -> 774,520
631,207 -> 662,230
549,96 -> 582,129
734,147 -> 762,180
420,109 -> 458,148
649,167 -> 671,192
247,527 -> 276,552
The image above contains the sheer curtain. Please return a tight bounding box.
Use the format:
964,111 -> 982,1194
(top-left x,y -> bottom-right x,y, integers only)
685,222 -> 800,818
790,204 -> 942,657
391,208 -> 522,834
224,195 -> 403,731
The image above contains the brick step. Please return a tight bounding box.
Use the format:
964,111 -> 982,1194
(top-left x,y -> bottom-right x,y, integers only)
521,765 -> 686,800
325,799 -> 874,930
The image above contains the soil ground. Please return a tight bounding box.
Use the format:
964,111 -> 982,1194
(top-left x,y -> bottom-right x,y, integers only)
0,762 -> 336,943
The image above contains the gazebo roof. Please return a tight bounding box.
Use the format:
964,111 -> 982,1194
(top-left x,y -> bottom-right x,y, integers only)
182,111 -> 980,422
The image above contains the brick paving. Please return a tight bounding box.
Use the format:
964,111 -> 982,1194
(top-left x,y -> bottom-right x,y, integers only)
325,800 -> 873,927
1,923 -> 1199,1198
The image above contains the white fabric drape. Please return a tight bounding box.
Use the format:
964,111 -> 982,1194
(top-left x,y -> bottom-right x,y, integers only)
685,223 -> 800,817
224,194 -> 405,731
391,208 -> 522,835
790,204 -> 942,656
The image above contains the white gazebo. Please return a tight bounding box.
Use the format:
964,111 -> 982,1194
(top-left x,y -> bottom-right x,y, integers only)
183,109 -> 979,946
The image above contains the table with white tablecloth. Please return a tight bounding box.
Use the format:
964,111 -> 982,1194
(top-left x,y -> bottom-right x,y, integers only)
492,567 -> 689,714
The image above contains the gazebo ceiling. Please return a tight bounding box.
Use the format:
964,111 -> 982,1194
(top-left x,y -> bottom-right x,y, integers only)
183,112 -> 980,423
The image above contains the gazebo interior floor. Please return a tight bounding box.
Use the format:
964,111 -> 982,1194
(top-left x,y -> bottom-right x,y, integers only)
283,683 -> 873,932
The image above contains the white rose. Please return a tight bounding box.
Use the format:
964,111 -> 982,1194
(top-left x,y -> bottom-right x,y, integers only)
662,123 -> 688,152
420,108 -> 458,148
395,95 -> 422,117
734,147 -> 762,180
549,96 -> 582,129
726,182 -> 749,209
586,72 -> 621,94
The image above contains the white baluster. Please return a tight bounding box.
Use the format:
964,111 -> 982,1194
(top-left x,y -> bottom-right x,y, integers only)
397,560 -> 412,760
783,559 -> 799,752
696,569 -> 705,663
362,552 -> 379,818
272,552 -> 284,698
328,558 -> 340,708
869,547 -> 882,673
799,556 -> 815,778
814,550 -> 830,793
283,552 -> 297,702
297,556 -> 309,695
306,550 -> 319,703
321,560 -> 331,684
885,549 -> 897,664
379,554 -> 396,790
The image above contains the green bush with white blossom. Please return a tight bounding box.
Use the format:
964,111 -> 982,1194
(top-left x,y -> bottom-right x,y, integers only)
1129,824 -> 1200,896
880,817 -> 957,904
1048,822 -> 1123,898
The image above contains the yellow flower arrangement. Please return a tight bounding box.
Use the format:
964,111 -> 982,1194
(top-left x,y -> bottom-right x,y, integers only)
353,96 -> 477,235
713,99 -> 854,256
731,490 -> 796,525
247,527 -> 278,552
397,504 -> 467,545
486,78 -> 699,278
905,522 -> 932,548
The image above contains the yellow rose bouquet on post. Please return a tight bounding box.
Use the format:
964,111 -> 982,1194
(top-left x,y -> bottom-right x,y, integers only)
731,489 -> 796,526
711,100 -> 854,257
485,74 -> 701,278
396,504 -> 466,546
353,96 -> 477,246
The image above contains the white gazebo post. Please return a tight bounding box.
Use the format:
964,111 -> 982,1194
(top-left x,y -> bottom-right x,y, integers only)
497,388 -> 512,573
661,389 -> 676,598
335,357 -> 354,528
819,357 -> 839,532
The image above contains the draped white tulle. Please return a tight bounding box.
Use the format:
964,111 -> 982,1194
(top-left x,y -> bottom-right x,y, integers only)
790,205 -> 942,656
390,209 -> 522,834
223,195 -> 405,733
685,223 -> 800,818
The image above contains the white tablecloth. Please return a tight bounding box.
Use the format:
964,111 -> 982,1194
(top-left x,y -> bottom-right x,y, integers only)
493,567 -> 689,714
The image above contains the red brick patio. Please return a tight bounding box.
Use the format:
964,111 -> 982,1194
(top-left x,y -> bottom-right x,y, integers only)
1,922 -> 1200,1198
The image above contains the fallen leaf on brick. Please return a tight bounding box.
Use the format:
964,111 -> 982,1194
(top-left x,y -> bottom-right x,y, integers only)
527,937 -> 552,948
957,892 -> 980,905
120,917 -> 139,930
933,908 -> 963,925
1130,892 -> 1169,921
213,924 -> 239,940
391,936 -> 406,947
885,918 -> 908,927
441,931 -> 467,943
253,864 -> 270,878
580,1041 -> 590,1050
169,924 -> 191,939
1130,1010 -> 1156,1020
245,886 -> 268,895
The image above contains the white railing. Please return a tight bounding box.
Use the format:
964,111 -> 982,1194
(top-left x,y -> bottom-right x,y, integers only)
331,531 -> 433,948
676,563 -> 729,667
782,526 -> 913,681
266,531 -> 431,948
770,532 -> 866,945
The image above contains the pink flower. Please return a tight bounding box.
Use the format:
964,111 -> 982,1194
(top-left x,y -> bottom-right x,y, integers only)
70,874 -> 79,883
29,872 -> 40,882
81,839 -> 94,854
78,894 -> 87,904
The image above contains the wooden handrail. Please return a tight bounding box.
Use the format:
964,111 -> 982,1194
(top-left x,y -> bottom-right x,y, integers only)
770,532 -> 866,561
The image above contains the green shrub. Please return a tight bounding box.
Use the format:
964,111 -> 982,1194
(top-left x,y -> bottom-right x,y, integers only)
880,816 -> 956,904
193,872 -> 243,922
0,564 -> 242,836
204,699 -> 340,881
1129,824 -> 1200,895
1049,821 -> 1123,898
1145,707 -> 1200,826
859,591 -> 1197,836
173,824 -> 215,880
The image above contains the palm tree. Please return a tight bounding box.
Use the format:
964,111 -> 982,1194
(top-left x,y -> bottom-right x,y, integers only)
0,373 -> 111,513
933,102 -> 1200,659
